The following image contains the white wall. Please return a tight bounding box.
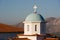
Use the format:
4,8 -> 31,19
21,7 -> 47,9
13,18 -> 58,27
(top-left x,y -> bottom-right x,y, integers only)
24,22 -> 32,35
31,22 -> 40,34
23,21 -> 41,35
18,36 -> 37,40
23,21 -> 46,35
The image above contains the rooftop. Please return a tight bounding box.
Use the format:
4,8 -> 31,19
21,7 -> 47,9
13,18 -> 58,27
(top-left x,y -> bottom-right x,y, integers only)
25,13 -> 45,22
0,23 -> 24,32
8,38 -> 30,40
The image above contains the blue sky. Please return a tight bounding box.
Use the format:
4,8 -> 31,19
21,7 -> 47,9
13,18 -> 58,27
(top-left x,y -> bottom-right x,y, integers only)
0,0 -> 60,25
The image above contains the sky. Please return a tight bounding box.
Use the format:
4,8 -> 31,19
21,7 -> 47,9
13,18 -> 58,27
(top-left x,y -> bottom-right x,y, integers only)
0,0 -> 60,25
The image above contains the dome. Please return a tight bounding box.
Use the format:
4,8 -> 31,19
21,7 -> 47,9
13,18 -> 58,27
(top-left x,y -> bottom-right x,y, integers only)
25,13 -> 45,22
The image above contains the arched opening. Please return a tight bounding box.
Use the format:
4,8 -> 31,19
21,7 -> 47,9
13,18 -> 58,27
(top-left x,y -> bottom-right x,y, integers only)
27,25 -> 29,31
35,25 -> 37,31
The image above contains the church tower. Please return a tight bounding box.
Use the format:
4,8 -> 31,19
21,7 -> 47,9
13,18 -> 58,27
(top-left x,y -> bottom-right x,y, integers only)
18,0 -> 46,40
23,2 -> 46,35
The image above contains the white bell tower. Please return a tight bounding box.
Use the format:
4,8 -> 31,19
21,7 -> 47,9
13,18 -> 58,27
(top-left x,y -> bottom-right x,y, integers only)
18,0 -> 46,40
23,3 -> 46,35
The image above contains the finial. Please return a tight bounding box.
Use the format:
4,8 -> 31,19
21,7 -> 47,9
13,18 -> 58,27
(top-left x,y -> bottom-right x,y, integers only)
33,0 -> 37,13
33,4 -> 37,13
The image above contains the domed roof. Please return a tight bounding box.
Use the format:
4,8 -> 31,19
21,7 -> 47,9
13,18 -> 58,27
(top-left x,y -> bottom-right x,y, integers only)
25,13 -> 45,22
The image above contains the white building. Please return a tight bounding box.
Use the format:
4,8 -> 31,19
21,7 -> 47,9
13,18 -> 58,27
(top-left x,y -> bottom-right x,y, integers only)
17,3 -> 46,40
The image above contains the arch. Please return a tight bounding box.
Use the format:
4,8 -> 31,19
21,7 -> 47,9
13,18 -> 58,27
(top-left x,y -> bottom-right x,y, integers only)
35,25 -> 37,31
27,25 -> 29,31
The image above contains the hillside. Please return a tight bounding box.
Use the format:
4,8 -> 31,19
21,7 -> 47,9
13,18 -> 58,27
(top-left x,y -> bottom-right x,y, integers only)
46,17 -> 60,33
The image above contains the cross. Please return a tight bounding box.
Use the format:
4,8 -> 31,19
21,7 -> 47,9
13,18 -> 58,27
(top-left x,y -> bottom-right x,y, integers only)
33,5 -> 37,13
